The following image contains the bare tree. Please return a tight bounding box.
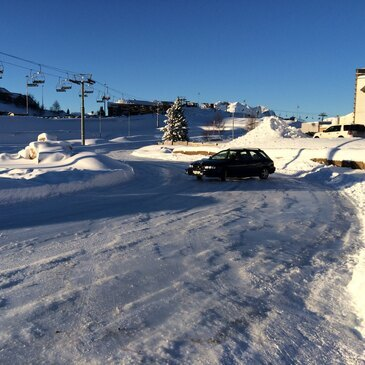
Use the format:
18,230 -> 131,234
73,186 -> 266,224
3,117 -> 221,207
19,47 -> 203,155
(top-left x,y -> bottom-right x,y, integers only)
204,111 -> 225,141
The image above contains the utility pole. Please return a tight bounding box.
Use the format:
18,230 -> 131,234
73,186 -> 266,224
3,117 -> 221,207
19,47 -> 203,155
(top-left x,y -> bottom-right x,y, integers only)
81,81 -> 85,145
26,80 -> 29,115
156,101 -> 160,128
232,112 -> 235,140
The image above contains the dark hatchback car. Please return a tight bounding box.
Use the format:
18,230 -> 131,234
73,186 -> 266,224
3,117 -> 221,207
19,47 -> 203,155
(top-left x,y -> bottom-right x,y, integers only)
186,148 -> 276,181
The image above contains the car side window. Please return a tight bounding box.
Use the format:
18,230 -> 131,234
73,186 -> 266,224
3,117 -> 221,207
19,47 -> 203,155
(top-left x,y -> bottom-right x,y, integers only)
329,126 -> 340,132
325,126 -> 341,132
228,151 -> 238,160
248,151 -> 262,161
238,151 -> 251,161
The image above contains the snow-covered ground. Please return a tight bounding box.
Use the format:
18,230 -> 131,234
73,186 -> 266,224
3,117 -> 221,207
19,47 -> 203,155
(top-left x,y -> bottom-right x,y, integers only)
0,111 -> 364,364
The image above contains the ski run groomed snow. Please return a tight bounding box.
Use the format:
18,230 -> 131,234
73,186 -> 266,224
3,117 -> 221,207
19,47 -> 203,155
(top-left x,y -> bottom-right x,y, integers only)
0,111 -> 364,364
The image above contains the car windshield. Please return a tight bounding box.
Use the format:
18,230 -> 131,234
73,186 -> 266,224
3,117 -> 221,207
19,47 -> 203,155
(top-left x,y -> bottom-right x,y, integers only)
210,150 -> 229,160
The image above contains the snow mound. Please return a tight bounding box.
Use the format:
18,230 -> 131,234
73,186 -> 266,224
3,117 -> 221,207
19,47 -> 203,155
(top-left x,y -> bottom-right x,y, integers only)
70,151 -> 128,170
18,140 -> 73,162
0,136 -> 135,203
37,132 -> 57,142
226,117 -> 307,147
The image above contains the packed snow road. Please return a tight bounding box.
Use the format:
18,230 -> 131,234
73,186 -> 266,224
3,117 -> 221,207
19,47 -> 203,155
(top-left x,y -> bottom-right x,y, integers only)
0,152 -> 363,364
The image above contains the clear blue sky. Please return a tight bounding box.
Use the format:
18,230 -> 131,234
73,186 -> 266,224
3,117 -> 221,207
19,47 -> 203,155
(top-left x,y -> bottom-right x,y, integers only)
1,0 -> 364,118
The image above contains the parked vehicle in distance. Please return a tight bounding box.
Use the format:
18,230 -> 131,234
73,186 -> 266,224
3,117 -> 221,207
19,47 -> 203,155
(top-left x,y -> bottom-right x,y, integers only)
186,148 -> 276,181
313,124 -> 365,138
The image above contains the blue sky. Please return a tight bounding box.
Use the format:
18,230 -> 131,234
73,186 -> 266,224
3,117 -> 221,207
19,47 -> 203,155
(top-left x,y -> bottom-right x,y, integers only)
1,0 -> 364,118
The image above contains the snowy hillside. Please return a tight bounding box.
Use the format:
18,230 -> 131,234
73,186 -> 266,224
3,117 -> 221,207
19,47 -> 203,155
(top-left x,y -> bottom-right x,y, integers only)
0,111 -> 364,364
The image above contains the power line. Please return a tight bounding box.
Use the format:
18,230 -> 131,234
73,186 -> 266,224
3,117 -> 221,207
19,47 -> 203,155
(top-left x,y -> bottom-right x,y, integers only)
0,50 -> 147,102
0,50 -> 82,76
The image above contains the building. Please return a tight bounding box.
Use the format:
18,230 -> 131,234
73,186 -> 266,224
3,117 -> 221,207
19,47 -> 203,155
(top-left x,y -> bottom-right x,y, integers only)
354,68 -> 365,124
108,99 -> 172,117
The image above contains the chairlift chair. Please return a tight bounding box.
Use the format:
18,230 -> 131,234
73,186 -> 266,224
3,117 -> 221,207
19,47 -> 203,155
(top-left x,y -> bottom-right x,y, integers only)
96,92 -> 103,103
0,63 -> 4,78
26,75 -> 38,87
62,79 -> 72,90
32,71 -> 45,84
84,84 -> 94,94
56,78 -> 66,92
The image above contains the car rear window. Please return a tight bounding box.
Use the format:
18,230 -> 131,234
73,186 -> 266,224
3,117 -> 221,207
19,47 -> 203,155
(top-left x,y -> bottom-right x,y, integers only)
344,124 -> 365,131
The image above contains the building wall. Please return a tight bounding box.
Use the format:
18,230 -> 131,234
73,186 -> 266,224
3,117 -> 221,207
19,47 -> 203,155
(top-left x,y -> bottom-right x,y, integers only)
354,69 -> 365,124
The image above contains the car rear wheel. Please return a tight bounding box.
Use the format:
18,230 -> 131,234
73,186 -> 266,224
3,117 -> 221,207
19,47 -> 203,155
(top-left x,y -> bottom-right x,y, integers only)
259,168 -> 269,180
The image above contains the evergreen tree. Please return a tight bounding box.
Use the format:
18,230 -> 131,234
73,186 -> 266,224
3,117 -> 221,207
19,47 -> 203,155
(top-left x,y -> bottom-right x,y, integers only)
162,98 -> 189,142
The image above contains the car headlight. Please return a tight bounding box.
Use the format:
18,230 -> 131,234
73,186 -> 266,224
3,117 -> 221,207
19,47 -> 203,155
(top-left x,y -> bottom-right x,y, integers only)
204,165 -> 216,170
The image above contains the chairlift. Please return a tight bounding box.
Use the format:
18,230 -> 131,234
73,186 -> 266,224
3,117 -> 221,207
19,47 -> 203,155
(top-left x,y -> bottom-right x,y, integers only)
84,84 -> 94,94
32,70 -> 45,84
69,74 -> 82,84
102,94 -> 110,101
0,63 -> 4,78
56,78 -> 65,92
26,75 -> 38,87
62,79 -> 72,90
96,92 -> 103,103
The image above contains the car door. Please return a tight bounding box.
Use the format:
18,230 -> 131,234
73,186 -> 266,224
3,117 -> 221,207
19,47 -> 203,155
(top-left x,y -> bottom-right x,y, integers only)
235,150 -> 254,177
248,150 -> 266,175
225,150 -> 240,177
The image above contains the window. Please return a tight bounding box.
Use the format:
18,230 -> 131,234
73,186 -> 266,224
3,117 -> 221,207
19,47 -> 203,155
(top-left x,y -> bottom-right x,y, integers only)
325,126 -> 341,132
248,151 -> 263,161
344,124 -> 365,131
238,151 -> 251,161
211,150 -> 229,160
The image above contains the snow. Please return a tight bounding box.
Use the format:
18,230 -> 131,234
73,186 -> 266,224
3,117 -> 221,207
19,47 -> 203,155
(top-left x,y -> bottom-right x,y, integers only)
0,111 -> 364,363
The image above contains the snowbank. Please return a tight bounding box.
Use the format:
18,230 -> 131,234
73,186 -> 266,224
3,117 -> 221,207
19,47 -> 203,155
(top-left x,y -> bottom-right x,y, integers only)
0,135 -> 134,203
226,117 -> 307,145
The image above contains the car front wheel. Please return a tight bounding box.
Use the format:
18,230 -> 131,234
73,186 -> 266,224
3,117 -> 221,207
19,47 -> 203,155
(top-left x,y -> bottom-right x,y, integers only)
259,168 -> 269,180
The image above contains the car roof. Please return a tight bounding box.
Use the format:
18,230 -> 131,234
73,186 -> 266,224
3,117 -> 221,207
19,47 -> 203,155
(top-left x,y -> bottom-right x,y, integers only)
226,148 -> 262,151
